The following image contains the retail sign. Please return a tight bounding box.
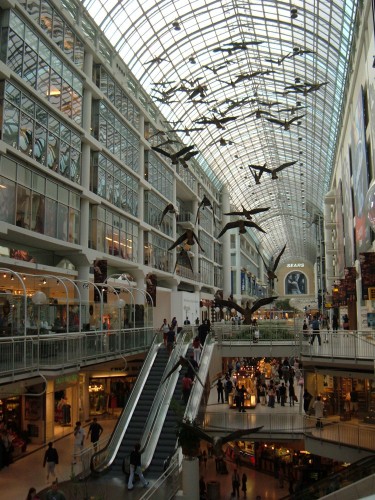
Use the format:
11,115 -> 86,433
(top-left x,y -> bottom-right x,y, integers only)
368,288 -> 375,300
55,373 -> 78,390
286,263 -> 305,268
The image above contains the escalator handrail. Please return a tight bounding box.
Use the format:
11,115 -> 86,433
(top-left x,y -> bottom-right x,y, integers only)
139,330 -> 190,470
90,331 -> 162,472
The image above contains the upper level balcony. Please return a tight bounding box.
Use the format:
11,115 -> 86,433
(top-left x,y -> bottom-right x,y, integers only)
176,211 -> 195,229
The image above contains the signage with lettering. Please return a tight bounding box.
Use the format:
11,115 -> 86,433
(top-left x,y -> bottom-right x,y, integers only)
286,263 -> 305,268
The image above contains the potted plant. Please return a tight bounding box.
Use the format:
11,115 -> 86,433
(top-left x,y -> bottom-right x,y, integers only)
176,417 -> 202,459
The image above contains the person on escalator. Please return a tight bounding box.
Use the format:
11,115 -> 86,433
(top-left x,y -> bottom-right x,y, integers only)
166,327 -> 176,356
127,443 -> 149,491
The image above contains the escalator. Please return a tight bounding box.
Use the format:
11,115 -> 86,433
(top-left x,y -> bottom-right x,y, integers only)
110,346 -> 170,473
146,349 -> 192,476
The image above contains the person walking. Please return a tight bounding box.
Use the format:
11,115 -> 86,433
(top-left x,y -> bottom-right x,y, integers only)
267,384 -> 275,408
217,378 -> 224,404
72,421 -> 85,464
128,443 -> 149,490
232,468 -> 240,498
279,382 -> 286,406
166,327 -> 176,356
87,417 -> 103,452
332,314 -> 339,332
45,480 -> 66,500
289,383 -> 296,407
241,472 -> 247,498
160,319 -> 169,346
192,335 -> 202,364
43,442 -> 59,481
303,389 -> 312,414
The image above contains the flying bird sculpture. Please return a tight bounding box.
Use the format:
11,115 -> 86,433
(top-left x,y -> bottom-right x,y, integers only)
162,356 -> 204,387
151,145 -> 196,165
178,422 -> 263,457
195,115 -> 238,129
217,219 -> 266,239
195,195 -> 213,224
248,163 -> 267,183
234,70 -> 274,84
173,248 -> 193,274
224,205 -> 270,220
146,56 -> 169,65
214,296 -> 278,324
251,161 -> 297,180
159,203 -> 177,226
265,53 -> 291,65
256,244 -> 286,283
265,114 -> 305,130
247,109 -> 274,119
168,229 -> 204,252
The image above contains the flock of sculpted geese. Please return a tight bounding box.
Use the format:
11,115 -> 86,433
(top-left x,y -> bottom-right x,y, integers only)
135,7 -> 329,305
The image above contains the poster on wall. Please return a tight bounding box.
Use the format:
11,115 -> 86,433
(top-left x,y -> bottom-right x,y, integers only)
285,272 -> 307,295
335,181 -> 345,274
359,252 -> 375,300
351,88 -> 371,253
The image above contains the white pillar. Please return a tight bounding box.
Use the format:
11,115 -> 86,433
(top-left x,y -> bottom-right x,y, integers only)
222,186 -> 231,298
181,457 -> 200,500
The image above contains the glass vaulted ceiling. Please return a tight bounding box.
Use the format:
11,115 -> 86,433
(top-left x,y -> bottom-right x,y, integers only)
82,0 -> 358,264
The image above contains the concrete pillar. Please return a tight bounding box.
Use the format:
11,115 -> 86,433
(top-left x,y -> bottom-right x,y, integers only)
77,265 -> 90,326
45,379 -> 55,443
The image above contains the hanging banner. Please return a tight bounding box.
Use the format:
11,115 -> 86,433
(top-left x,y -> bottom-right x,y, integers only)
93,259 -> 107,303
344,267 -> 356,301
146,273 -> 157,307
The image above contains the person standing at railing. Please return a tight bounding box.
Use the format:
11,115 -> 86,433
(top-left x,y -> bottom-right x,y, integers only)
314,396 -> 324,428
310,316 -> 322,346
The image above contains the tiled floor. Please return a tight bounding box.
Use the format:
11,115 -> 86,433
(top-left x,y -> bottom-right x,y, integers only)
2,381 -> 303,500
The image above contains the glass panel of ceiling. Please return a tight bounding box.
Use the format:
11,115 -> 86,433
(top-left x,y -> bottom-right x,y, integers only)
82,0 -> 359,263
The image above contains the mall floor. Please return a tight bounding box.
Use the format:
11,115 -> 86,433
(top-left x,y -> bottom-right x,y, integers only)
2,385 -> 303,500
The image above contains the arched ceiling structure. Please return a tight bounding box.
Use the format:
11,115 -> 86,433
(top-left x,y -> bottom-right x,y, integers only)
81,0 -> 359,264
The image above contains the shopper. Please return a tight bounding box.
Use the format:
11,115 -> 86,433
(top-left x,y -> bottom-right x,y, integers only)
314,396 -> 324,428
45,480 -> 66,500
160,318 -> 170,346
310,316 -> 321,346
72,421 -> 85,464
43,442 -> 59,481
232,468 -> 240,498
26,487 -> 40,500
241,472 -> 247,498
303,389 -> 312,414
87,417 -> 103,452
128,443 -> 149,490
192,335 -> 202,364
217,378 -> 224,404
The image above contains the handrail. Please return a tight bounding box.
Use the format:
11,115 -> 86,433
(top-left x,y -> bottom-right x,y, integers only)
0,327 -> 155,379
140,330 -> 189,470
279,454 -> 375,500
89,331 -> 162,472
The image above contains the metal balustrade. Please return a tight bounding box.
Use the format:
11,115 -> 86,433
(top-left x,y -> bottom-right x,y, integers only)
0,327 -> 156,378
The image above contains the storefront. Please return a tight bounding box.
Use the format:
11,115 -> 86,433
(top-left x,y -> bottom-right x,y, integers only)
88,374 -> 136,416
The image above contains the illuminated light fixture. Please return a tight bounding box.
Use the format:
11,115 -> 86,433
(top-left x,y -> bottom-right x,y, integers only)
0,184 -> 6,189
41,278 -> 47,285
22,275 -> 26,280
47,87 -> 61,96
3,273 -> 6,278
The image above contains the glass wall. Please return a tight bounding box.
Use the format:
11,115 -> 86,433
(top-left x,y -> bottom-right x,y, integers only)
144,151 -> 173,199
144,191 -> 173,237
0,154 -> 80,243
90,206 -> 138,261
91,152 -> 138,217
1,81 -> 81,183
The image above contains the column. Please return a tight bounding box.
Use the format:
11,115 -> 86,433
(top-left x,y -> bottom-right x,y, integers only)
221,186 -> 231,298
